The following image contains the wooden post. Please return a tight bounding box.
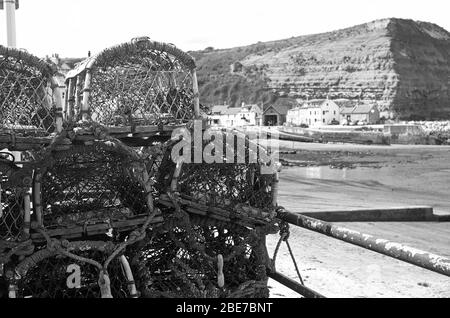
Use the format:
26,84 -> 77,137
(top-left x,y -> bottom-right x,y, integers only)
81,69 -> 92,122
23,191 -> 31,235
8,284 -> 17,298
98,270 -> 113,298
0,183 -> 2,218
51,77 -> 63,133
272,172 -> 279,207
119,255 -> 138,298
171,161 -> 183,192
33,172 -> 42,226
67,78 -> 76,122
191,69 -> 200,119
75,75 -> 83,121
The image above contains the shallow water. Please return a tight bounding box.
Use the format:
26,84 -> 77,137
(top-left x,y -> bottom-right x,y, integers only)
279,163 -> 450,214
291,166 -> 356,180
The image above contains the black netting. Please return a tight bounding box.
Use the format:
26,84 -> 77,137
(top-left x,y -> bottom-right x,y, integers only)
0,153 -> 27,242
17,249 -> 129,298
1,40 -> 279,299
178,163 -> 274,211
0,47 -> 57,135
134,142 -> 169,195
72,41 -> 196,127
127,216 -> 269,298
0,187 -> 24,242
157,131 -> 276,212
39,142 -> 150,229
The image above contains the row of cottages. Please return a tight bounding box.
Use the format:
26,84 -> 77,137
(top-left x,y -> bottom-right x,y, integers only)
287,99 -> 340,127
208,103 -> 263,127
287,99 -> 380,126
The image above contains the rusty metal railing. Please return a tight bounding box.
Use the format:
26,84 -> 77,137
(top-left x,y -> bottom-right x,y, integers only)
268,208 -> 450,298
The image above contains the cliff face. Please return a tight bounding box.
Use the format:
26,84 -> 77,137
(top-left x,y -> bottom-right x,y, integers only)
192,18 -> 450,120
388,20 -> 450,119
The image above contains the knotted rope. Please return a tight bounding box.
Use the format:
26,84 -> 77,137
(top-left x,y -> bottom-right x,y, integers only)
272,208 -> 304,286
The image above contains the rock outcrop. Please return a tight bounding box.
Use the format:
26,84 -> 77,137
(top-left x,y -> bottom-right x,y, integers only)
191,18 -> 450,120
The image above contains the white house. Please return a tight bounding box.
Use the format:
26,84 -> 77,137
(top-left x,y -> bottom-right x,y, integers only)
208,103 -> 262,127
287,99 -> 340,127
340,103 -> 380,124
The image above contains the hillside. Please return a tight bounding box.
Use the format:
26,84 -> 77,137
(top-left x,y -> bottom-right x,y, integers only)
190,18 -> 450,120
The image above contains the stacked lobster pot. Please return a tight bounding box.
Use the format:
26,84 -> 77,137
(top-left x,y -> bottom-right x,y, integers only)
0,45 -> 62,297
0,38 -> 280,298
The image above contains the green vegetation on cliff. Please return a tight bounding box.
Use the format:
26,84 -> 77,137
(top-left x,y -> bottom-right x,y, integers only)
191,18 -> 450,119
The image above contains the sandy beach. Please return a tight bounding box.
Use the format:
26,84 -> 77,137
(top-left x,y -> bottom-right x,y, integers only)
268,142 -> 450,297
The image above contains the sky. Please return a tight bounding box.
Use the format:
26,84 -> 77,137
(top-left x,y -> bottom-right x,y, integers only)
1,0 -> 450,58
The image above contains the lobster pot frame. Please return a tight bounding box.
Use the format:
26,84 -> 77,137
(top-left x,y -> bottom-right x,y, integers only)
12,241 -> 135,298
122,130 -> 279,298
31,133 -> 157,239
0,45 -> 63,143
127,212 -> 275,298
0,185 -> 29,244
64,38 -> 200,139
1,152 -> 34,277
1,46 -> 62,264
156,129 -> 278,213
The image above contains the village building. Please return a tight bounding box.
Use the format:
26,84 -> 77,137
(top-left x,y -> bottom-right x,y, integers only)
263,104 -> 290,126
340,103 -> 380,124
262,98 -> 298,126
208,103 -> 262,127
287,99 -> 340,127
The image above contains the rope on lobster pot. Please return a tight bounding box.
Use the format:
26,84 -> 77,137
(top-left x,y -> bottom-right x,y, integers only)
35,226 -> 104,272
32,228 -> 116,298
103,206 -> 158,270
0,240 -> 34,265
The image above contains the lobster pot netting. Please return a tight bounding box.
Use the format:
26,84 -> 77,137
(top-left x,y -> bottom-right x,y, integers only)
177,162 -> 274,212
36,141 -> 152,231
0,186 -> 24,243
16,246 -> 130,298
0,46 -> 59,136
1,150 -> 35,245
69,40 -> 197,127
127,215 -> 271,298
121,131 -> 278,298
156,130 -> 277,214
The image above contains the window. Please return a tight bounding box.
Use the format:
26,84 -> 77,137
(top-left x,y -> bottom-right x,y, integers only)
315,119 -> 317,122
323,111 -> 325,115
213,119 -> 219,124
323,119 -> 325,123
334,110 -> 336,115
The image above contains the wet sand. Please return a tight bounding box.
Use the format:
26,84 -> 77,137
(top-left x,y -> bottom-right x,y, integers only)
268,142 -> 450,297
